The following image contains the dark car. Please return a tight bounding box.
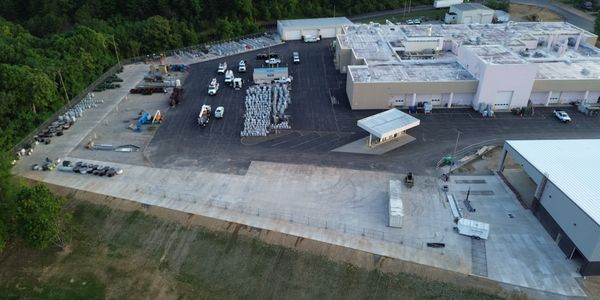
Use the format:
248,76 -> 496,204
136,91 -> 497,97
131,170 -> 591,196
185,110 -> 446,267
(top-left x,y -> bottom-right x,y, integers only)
256,53 -> 268,59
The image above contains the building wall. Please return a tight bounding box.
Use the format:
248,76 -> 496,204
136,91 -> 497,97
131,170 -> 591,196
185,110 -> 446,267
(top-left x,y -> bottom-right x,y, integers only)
530,91 -> 548,105
456,9 -> 494,24
540,182 -> 600,261
473,62 -> 538,110
347,77 -> 478,109
533,80 -> 600,93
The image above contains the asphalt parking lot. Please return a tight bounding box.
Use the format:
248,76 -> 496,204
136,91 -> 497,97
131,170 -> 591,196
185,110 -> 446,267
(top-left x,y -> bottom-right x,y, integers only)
147,39 -> 600,175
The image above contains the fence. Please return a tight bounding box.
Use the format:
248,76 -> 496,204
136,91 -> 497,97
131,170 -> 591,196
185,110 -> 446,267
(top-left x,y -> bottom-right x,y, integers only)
11,31 -> 280,155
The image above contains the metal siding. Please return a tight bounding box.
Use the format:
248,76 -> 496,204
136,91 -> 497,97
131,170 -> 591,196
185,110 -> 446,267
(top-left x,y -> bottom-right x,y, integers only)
506,140 -> 600,234
540,182 -> 600,261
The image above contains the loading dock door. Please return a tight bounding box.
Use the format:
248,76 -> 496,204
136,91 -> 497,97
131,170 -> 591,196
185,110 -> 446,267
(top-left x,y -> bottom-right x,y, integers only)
431,94 -> 442,106
284,30 -> 302,41
494,91 -> 513,110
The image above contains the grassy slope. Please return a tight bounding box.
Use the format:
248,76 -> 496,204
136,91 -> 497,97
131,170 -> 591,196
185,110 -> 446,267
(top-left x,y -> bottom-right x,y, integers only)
0,202 -> 505,299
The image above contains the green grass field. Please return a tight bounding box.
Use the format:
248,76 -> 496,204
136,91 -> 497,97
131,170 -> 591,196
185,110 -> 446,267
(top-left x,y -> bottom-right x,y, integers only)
0,202 -> 508,299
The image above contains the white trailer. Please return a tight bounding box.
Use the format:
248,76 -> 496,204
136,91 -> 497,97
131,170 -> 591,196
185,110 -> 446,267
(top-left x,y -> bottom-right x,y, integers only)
388,180 -> 404,228
456,218 -> 490,239
434,0 -> 464,8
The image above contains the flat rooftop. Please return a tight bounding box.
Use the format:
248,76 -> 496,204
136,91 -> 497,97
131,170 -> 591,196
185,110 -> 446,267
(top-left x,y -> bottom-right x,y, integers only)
464,45 -> 527,65
278,17 -> 353,30
349,62 -> 476,83
507,139 -> 600,226
357,109 -> 420,138
451,2 -> 494,11
339,22 -> 600,82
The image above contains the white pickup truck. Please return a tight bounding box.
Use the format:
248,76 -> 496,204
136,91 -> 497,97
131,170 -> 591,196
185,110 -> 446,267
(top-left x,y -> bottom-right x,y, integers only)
553,110 -> 571,122
208,78 -> 219,95
217,62 -> 227,74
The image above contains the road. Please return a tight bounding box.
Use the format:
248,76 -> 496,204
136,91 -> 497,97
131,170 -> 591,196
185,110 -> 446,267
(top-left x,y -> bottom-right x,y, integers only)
348,0 -> 595,32
512,0 -> 594,31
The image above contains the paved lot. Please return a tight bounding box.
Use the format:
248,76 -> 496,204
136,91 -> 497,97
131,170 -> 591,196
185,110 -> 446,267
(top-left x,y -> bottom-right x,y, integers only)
447,175 -> 585,297
147,38 -> 600,176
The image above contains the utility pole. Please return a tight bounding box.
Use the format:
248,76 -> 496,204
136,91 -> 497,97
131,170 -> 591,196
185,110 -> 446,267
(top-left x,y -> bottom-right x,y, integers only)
57,70 -> 70,106
112,35 -> 121,68
333,4 -> 336,18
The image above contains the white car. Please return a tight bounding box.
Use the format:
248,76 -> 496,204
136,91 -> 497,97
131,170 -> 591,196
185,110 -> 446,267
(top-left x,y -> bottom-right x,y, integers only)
224,70 -> 234,85
406,19 -> 414,25
238,60 -> 246,72
214,106 -> 224,119
293,52 -> 300,64
553,110 -> 571,122
217,62 -> 227,74
273,76 -> 292,84
265,58 -> 281,65
208,78 -> 219,95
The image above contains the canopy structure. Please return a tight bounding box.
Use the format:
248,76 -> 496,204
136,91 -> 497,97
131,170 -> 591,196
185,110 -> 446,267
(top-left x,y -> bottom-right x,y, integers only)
357,109 -> 420,147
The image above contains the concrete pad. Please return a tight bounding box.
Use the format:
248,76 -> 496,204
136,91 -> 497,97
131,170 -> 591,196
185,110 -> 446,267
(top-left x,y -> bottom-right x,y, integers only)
331,135 -> 416,155
447,175 -> 586,297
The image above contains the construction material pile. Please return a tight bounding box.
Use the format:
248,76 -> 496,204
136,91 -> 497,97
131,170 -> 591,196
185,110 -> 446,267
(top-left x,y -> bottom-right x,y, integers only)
241,84 -> 291,137
58,94 -> 103,124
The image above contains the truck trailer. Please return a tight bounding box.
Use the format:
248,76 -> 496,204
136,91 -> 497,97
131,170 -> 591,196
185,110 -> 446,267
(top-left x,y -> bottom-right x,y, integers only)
456,218 -> 490,239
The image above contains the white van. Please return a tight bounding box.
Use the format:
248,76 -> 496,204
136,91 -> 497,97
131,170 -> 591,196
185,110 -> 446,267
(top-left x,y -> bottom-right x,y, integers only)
224,70 -> 234,85
303,35 -> 320,43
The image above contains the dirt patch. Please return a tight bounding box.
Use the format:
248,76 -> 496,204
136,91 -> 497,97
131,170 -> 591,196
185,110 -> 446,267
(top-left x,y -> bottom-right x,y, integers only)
510,4 -> 564,22
454,147 -> 520,175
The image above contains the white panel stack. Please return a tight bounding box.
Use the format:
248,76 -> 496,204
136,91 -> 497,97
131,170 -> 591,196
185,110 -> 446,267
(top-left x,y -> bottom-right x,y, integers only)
388,180 -> 404,228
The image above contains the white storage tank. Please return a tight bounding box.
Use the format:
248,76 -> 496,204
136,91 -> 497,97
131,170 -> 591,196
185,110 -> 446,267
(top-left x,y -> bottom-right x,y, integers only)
388,180 -> 404,228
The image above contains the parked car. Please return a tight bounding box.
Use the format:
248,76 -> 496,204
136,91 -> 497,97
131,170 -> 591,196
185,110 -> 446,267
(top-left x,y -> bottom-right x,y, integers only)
256,53 -> 268,59
238,60 -> 246,72
217,62 -> 227,74
265,58 -> 281,65
214,106 -> 225,119
273,77 -> 292,84
208,78 -> 219,95
293,52 -> 300,64
553,110 -> 571,122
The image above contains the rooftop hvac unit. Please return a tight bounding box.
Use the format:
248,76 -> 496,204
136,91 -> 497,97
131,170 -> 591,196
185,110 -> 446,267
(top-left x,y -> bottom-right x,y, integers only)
581,68 -> 590,75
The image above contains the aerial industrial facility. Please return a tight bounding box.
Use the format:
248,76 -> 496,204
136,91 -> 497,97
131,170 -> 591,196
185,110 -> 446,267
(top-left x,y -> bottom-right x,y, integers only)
329,21 -> 600,111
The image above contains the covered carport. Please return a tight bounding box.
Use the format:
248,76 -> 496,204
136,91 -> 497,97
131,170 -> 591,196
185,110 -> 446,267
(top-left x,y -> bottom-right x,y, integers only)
333,109 -> 420,155
357,109 -> 420,148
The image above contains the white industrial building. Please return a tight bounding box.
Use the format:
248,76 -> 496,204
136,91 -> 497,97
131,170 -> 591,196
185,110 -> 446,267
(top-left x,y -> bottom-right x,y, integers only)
445,3 -> 495,24
277,17 -> 353,41
498,140 -> 600,275
334,21 -> 600,111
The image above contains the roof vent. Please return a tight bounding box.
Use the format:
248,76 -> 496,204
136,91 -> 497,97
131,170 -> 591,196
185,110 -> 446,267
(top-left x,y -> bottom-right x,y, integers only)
581,68 -> 590,75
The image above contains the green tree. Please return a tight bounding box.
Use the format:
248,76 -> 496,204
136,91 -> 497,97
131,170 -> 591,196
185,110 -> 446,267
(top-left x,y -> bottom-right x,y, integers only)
15,184 -> 66,249
595,12 -> 600,36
